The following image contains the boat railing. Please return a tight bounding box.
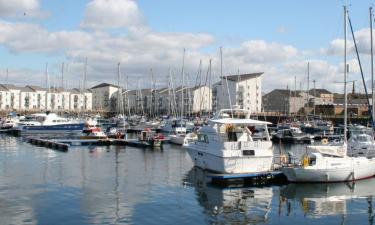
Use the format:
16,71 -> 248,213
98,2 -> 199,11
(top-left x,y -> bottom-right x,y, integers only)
223,141 -> 272,150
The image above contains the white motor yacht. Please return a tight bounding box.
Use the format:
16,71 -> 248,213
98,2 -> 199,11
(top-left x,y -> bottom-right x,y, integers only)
12,112 -> 85,134
184,109 -> 273,174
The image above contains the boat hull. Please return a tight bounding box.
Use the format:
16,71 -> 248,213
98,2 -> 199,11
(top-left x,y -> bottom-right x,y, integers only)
15,123 -> 85,134
282,158 -> 375,182
186,147 -> 273,174
169,134 -> 185,145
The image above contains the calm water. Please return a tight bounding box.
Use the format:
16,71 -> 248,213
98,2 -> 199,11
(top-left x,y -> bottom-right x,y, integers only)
0,134 -> 374,225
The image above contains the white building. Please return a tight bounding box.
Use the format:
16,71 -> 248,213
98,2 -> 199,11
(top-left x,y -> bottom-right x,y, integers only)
6,84 -> 21,110
27,86 -> 47,110
175,86 -> 212,115
69,88 -> 93,112
45,88 -> 71,111
91,83 -> 119,112
0,84 -> 10,110
190,85 -> 212,114
213,73 -> 262,113
19,86 -> 37,111
0,84 -> 93,113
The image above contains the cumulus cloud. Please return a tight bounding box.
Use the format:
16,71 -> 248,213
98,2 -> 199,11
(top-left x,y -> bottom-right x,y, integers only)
0,21 -> 93,53
321,28 -> 375,56
225,40 -> 299,64
0,0 -> 47,18
81,0 -> 144,29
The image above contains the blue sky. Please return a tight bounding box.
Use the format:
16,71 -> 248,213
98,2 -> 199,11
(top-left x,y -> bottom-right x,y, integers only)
1,0 -> 375,92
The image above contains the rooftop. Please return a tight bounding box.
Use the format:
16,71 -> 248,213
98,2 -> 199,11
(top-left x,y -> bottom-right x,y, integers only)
309,88 -> 332,97
222,72 -> 263,82
91,83 -> 119,89
264,89 -> 304,97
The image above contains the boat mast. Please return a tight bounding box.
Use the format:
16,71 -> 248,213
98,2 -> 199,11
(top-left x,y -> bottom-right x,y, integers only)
208,59 -> 212,115
5,68 -> 8,89
149,68 -> 154,118
80,58 -> 87,114
45,63 -> 50,92
371,7 -> 374,128
116,62 -> 121,116
221,47 -> 233,118
306,61 -> 310,117
61,62 -> 64,90
313,80 -> 316,116
181,48 -> 185,119
168,67 -> 172,116
294,75 -> 296,115
344,5 -> 348,142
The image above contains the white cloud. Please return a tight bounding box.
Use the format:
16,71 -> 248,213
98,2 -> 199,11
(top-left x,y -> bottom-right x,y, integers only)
321,28 -> 375,56
0,0 -> 47,18
81,0 -> 143,29
225,40 -> 299,64
0,21 -> 93,53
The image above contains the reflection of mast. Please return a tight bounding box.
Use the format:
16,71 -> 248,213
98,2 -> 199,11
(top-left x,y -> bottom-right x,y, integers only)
367,196 -> 374,225
114,147 -> 120,224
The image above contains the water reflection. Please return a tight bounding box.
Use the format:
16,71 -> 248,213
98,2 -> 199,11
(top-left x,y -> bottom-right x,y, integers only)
185,167 -> 273,224
2,135 -> 375,224
280,179 -> 375,221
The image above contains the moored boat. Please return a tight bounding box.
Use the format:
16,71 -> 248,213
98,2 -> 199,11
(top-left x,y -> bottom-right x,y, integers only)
12,112 -> 84,135
80,126 -> 108,139
281,7 -> 375,183
184,108 -> 273,174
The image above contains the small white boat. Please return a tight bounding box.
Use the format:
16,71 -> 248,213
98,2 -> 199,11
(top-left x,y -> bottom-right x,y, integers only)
161,119 -> 187,133
168,133 -> 186,145
272,127 -> 314,144
348,133 -> 375,157
1,118 -> 17,129
184,108 -> 273,174
81,127 -> 107,139
0,113 -> 20,129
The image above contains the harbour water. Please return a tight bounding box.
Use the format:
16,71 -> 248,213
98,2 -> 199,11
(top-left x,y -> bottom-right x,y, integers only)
0,134 -> 374,225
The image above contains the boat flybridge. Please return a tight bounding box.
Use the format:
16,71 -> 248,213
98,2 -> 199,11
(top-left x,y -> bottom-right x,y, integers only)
184,109 -> 273,174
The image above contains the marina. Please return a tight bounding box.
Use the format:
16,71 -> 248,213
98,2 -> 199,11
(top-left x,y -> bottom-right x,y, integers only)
3,1 -> 375,224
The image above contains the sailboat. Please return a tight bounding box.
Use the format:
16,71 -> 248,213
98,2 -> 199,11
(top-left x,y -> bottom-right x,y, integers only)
168,49 -> 190,145
282,7 -> 375,182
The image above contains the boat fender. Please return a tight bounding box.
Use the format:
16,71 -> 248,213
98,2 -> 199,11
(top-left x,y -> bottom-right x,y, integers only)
303,156 -> 309,167
321,138 -> 328,144
225,124 -> 234,132
280,154 -> 288,164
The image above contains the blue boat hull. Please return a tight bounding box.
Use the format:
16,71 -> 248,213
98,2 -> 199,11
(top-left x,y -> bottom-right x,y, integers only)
17,123 -> 85,134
